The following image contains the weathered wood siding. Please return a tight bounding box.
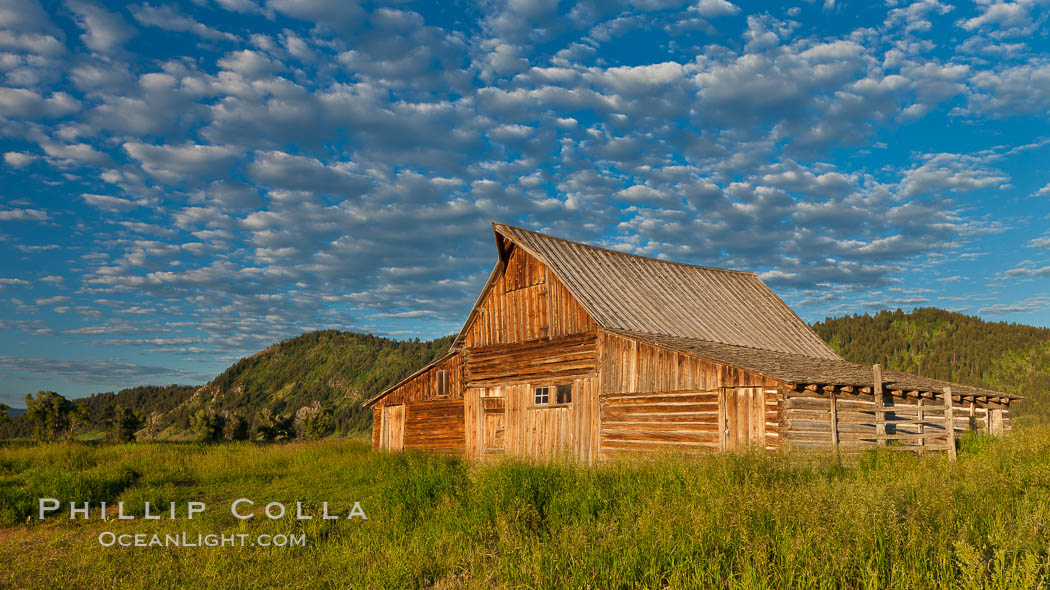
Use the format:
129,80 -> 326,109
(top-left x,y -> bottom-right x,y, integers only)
462,246 -> 595,348
600,390 -> 720,456
373,353 -> 464,408
464,377 -> 600,462
599,387 -> 780,459
783,389 -> 1011,450
465,333 -> 597,386
598,331 -> 780,394
403,399 -> 465,454
372,408 -> 381,448
597,331 -> 782,459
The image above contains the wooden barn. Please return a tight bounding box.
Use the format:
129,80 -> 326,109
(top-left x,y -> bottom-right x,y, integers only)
364,223 -> 1018,461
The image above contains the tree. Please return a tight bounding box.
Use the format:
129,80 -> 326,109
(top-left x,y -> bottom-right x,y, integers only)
254,409 -> 295,442
68,404 -> 90,439
0,404 -> 9,428
108,406 -> 143,443
225,413 -> 250,441
189,410 -> 225,443
303,406 -> 333,440
24,391 -> 72,441
146,411 -> 161,440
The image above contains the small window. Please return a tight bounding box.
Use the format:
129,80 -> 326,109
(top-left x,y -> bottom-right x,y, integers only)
555,384 -> 572,404
534,386 -> 549,405
436,370 -> 449,397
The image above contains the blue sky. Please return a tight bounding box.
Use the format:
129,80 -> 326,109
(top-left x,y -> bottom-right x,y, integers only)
1,0 -> 1049,406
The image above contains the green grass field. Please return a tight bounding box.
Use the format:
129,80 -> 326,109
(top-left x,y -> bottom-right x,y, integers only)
2,428 -> 1050,589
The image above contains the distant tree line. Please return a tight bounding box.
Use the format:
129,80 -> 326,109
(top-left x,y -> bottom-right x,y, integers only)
814,307 -> 1050,423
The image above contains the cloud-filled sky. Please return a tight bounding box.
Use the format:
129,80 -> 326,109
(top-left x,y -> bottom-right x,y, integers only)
1,0 -> 1049,406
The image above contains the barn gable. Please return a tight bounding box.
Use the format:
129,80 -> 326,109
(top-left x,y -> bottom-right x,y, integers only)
492,223 -> 840,359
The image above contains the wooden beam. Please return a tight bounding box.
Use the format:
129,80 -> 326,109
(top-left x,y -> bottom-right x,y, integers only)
829,389 -> 839,451
873,364 -> 885,447
943,386 -> 957,461
916,397 -> 925,454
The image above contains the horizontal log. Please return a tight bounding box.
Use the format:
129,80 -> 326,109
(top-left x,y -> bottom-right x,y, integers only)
601,413 -> 721,424
601,429 -> 720,443
600,420 -> 718,430
603,401 -> 717,414
600,439 -> 721,450
601,392 -> 719,405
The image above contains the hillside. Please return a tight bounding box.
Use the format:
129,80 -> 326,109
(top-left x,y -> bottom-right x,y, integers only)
162,330 -> 455,435
0,385 -> 198,439
1,330 -> 454,440
813,308 -> 1050,424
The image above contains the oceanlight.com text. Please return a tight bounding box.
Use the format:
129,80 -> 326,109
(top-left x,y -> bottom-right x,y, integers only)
98,531 -> 307,548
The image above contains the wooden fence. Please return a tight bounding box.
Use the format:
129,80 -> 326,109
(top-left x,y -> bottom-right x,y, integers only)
783,366 -> 1009,459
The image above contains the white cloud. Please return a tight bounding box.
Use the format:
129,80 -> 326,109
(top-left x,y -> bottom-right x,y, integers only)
130,4 -> 238,41
0,88 -> 80,118
81,193 -> 140,211
0,208 -> 49,221
66,0 -> 136,54
694,0 -> 740,18
3,152 -> 35,167
123,142 -> 237,183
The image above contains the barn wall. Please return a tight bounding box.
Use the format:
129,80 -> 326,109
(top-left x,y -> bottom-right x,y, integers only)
782,389 -> 1012,450
598,331 -> 780,395
462,246 -> 595,348
464,377 -> 600,462
372,408 -> 381,448
403,399 -> 465,454
465,333 -> 597,387
596,332 -> 782,459
374,353 -> 464,408
600,390 -> 720,457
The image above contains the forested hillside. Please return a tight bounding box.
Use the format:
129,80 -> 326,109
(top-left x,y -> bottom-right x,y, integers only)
0,385 -> 198,439
1,330 -> 454,440
163,330 -> 455,435
813,308 -> 1050,424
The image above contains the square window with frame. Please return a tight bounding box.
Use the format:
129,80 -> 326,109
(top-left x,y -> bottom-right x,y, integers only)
534,386 -> 549,405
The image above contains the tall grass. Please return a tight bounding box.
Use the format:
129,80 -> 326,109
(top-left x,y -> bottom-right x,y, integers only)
2,428 -> 1049,589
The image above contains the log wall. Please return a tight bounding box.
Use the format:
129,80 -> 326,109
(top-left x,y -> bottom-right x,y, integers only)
782,388 -> 1012,451
600,390 -> 720,457
462,246 -> 595,348
403,399 -> 465,454
465,333 -> 597,386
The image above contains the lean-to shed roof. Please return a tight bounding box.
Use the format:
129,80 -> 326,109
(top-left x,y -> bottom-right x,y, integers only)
611,330 -> 1017,401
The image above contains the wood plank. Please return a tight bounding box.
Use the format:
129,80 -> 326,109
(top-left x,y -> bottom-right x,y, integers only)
944,387 -> 957,461
873,364 -> 885,447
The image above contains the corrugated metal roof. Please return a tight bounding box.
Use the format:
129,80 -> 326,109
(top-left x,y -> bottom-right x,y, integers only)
612,330 -> 1016,400
494,223 -> 841,360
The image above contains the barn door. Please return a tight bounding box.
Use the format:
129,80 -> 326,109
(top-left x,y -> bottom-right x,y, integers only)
719,387 -> 765,451
381,404 -> 405,451
481,397 -> 506,455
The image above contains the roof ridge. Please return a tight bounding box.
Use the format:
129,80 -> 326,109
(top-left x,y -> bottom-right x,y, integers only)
492,222 -> 758,277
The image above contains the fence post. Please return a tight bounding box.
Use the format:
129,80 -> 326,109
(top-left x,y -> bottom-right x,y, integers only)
829,388 -> 839,453
873,364 -> 885,447
943,387 -> 957,461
